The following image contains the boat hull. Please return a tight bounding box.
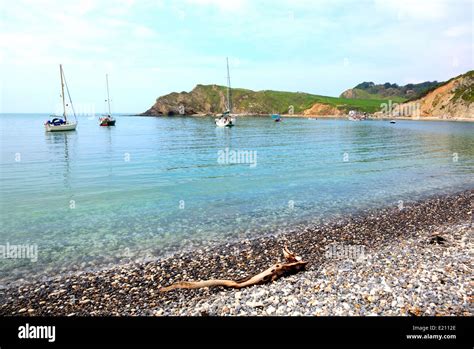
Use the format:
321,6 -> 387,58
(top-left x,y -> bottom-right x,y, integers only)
100,120 -> 116,126
215,119 -> 234,127
45,122 -> 77,132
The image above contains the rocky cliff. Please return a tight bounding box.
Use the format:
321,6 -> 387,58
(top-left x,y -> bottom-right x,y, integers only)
375,71 -> 473,120
142,85 -> 387,116
302,103 -> 344,116
142,84 -> 227,116
141,71 -> 473,119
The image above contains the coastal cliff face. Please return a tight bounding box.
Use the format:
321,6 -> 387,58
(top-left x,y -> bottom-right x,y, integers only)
141,71 -> 473,119
302,103 -> 344,116
142,84 -> 227,116
141,84 -> 339,116
375,71 -> 473,120
141,85 -> 386,116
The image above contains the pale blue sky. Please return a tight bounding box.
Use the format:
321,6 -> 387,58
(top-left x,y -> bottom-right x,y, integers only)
0,0 -> 472,113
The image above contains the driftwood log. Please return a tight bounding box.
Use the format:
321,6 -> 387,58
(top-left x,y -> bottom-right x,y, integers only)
159,245 -> 308,292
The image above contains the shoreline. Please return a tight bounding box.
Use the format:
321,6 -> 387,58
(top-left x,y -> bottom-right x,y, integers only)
135,113 -> 474,122
0,189 -> 472,316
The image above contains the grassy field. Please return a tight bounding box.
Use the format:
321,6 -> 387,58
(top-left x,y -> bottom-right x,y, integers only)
200,85 -> 394,114
341,88 -> 407,103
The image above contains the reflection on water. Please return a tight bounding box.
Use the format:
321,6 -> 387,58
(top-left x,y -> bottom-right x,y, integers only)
0,114 -> 473,284
45,131 -> 73,189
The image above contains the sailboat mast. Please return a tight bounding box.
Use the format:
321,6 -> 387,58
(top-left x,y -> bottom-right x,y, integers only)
226,57 -> 232,113
60,64 -> 67,121
106,74 -> 111,115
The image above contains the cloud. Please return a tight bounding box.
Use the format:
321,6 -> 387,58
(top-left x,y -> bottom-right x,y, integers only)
0,0 -> 163,68
374,0 -> 449,20
66,0 -> 98,15
1,0 -> 472,112
133,25 -> 156,38
106,0 -> 136,16
443,24 -> 472,38
186,0 -> 249,12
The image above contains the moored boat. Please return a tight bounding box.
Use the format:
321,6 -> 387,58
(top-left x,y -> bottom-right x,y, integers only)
44,65 -> 77,132
100,117 -> 116,126
348,110 -> 361,121
271,113 -> 281,122
215,111 -> 234,127
215,57 -> 236,127
99,74 -> 116,127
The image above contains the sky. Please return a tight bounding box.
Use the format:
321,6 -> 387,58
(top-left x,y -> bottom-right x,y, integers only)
0,0 -> 472,113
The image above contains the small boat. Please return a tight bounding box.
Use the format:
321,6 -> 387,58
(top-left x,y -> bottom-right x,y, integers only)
100,116 -> 116,126
99,74 -> 116,127
390,120 -> 396,124
215,111 -> 234,127
271,113 -> 281,122
348,110 -> 361,121
45,118 -> 77,131
215,58 -> 236,128
45,65 -> 77,132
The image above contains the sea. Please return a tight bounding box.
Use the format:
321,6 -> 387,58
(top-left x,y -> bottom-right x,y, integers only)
1,114 -> 473,285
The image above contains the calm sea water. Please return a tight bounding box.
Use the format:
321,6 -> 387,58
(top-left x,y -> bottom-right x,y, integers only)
1,114 -> 473,284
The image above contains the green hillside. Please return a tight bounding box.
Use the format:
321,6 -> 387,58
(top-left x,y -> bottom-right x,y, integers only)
340,88 -> 407,103
231,87 -> 387,113
143,84 -> 392,116
340,80 -> 442,102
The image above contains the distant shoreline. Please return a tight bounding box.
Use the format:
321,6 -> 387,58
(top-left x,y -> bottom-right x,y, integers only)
133,113 -> 474,122
2,113 -> 472,122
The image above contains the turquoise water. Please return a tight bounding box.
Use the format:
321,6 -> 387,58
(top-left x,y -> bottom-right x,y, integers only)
1,114 -> 473,284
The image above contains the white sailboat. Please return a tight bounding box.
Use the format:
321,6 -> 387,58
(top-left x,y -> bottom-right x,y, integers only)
99,74 -> 116,126
215,57 -> 235,127
45,64 -> 78,132
348,110 -> 361,121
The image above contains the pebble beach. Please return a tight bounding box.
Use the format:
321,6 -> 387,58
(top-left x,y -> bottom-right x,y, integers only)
1,190 -> 472,316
